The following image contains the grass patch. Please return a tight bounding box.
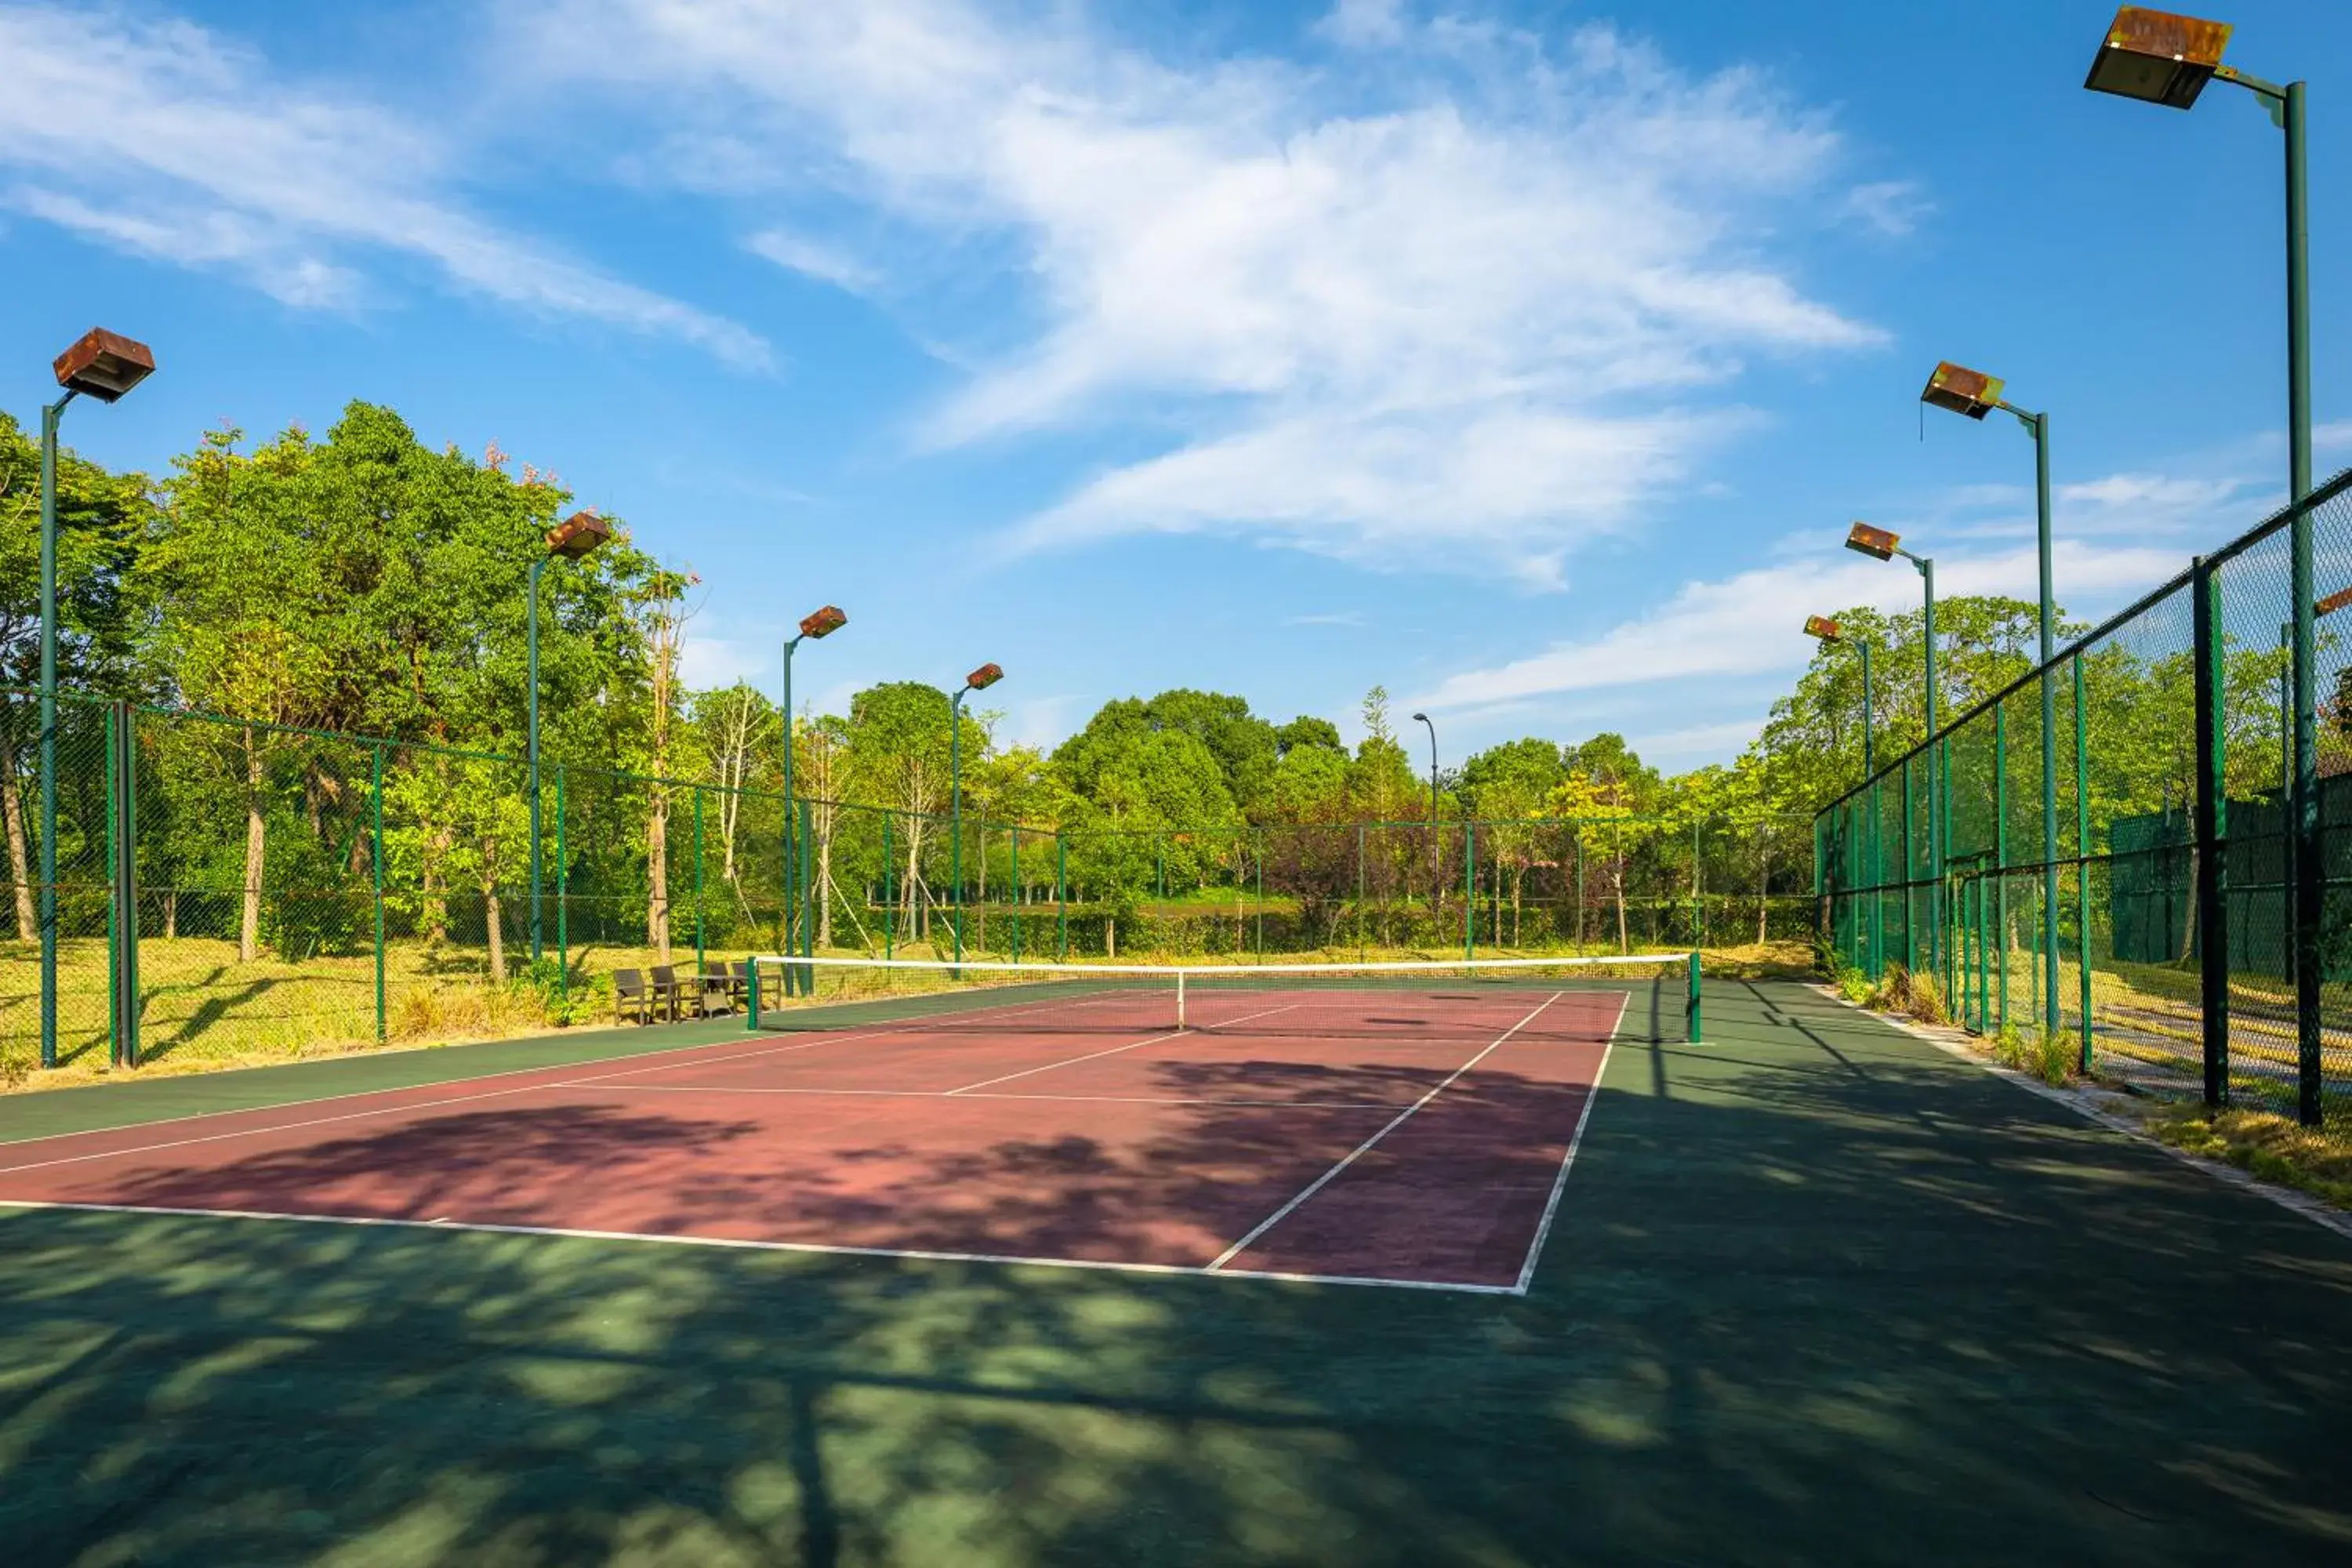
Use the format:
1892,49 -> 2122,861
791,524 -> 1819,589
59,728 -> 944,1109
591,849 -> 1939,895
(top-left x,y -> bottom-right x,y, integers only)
2140,1104 -> 2352,1211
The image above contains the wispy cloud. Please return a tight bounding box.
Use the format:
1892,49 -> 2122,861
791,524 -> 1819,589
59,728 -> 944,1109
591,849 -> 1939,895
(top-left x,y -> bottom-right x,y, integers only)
1283,612 -> 1364,627
515,0 -> 1888,580
0,3 -> 768,368
1414,532 -> 2185,717
1838,179 -> 1931,238
746,227 -> 878,293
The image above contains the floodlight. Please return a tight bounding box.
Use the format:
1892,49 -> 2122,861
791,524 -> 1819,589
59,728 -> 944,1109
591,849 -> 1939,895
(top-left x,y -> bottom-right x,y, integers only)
1846,523 -> 1900,561
52,328 -> 155,403
2085,7 -> 2232,109
1922,361 -> 2006,420
2317,587 -> 2352,617
800,605 -> 847,639
1805,615 -> 1842,641
545,510 -> 612,559
966,662 -> 1004,691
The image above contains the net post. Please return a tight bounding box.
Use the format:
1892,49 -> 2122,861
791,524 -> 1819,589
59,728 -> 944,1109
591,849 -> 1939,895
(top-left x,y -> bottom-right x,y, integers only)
372,742 -> 387,1043
1686,950 -> 1702,1043
2191,556 -> 2230,1105
746,956 -> 761,1033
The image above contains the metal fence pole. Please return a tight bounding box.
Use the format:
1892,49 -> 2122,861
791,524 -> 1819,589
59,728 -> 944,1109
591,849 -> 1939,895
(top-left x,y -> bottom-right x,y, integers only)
884,811 -> 896,962
798,798 -> 814,971
372,742 -> 387,1043
1994,704 -> 2009,1033
111,699 -> 140,1068
693,786 -> 706,975
2076,657 -> 2093,1070
103,701 -> 119,1069
1056,830 -> 1068,961
556,767 -> 568,1003
1464,820 -> 1475,960
1011,827 -> 1022,964
2192,557 -> 2231,1106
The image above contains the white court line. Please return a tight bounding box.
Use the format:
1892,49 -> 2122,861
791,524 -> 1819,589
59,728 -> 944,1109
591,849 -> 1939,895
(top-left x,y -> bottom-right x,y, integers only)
1205,992 -> 1565,1272
1508,989 -> 1633,1294
942,1003 -> 1301,1094
559,1081 -> 1409,1112
0,1004 -> 1116,1181
0,1200 -> 1520,1296
0,984 -> 1141,1160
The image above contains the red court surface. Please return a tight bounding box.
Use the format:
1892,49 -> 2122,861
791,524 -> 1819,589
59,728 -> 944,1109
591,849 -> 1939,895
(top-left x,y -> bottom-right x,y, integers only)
0,986 -> 1629,1293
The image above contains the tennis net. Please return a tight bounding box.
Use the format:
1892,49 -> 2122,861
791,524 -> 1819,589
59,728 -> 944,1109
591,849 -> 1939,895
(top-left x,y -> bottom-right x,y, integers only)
746,953 -> 1700,1044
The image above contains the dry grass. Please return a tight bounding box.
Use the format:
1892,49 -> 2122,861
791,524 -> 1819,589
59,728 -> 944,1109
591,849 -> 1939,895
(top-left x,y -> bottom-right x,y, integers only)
2139,1104 -> 2352,1211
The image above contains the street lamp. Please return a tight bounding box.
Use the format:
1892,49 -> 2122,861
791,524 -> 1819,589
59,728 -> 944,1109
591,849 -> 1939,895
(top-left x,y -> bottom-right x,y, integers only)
528,510 -> 612,971
2085,5 -> 2319,1120
1922,360 -> 2062,1040
949,662 -> 1004,967
782,604 -> 847,993
38,328 -> 155,1070
1846,521 -> 1942,983
1411,711 -> 1439,914
1807,615 -> 1879,978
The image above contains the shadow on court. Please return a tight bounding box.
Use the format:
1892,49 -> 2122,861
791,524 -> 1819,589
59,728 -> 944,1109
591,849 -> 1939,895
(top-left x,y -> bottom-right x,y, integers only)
0,979 -> 2347,1566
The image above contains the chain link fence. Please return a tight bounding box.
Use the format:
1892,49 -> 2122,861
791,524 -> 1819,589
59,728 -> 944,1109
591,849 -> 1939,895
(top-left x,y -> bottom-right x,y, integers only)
1817,466 -> 2352,1138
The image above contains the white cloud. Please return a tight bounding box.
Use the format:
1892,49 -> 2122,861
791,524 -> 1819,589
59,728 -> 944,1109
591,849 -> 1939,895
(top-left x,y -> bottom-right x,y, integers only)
746,227 -> 878,292
0,4 -> 768,368
516,0 -> 1885,579
1283,612 -> 1363,627
1838,179 -> 1930,237
679,632 -> 775,691
1414,532 -> 2186,717
1315,0 -> 1410,50
2319,419 -> 2352,455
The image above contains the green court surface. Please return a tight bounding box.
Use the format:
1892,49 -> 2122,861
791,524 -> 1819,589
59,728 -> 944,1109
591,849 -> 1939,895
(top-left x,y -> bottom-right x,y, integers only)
2,980 -> 2348,1566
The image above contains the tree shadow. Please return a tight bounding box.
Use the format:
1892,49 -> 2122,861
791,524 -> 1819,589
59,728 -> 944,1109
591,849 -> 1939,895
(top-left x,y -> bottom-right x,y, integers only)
0,979 -> 2348,1566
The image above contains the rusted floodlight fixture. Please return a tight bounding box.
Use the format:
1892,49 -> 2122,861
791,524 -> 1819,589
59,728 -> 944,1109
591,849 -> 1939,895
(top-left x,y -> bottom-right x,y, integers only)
52,328 -> 156,403
1921,361 -> 2006,421
800,604 -> 848,639
965,662 -> 1004,691
2317,587 -> 2352,618
1845,522 -> 1900,561
1804,615 -> 1842,641
777,602 -> 851,989
2085,7 -> 2233,109
545,510 -> 612,560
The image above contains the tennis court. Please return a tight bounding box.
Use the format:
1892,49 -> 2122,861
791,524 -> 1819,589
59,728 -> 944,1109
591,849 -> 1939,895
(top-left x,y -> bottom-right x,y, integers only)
0,957 -> 1682,1294
4,973 -> 2350,1566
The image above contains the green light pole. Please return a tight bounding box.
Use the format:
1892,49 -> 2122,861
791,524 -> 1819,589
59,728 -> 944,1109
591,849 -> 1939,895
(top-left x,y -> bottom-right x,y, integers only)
781,605 -> 847,993
949,662 -> 1004,967
528,510 -> 612,969
36,329 -> 154,1071
1846,523 -> 1939,977
2086,5 -> 2314,1117
1921,361 -> 2061,1040
1411,710 -> 1439,914
1806,615 -> 1877,972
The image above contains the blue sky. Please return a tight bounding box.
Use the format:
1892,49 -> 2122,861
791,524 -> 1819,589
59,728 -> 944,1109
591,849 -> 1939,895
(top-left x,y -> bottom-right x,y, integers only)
5,0 -> 2348,768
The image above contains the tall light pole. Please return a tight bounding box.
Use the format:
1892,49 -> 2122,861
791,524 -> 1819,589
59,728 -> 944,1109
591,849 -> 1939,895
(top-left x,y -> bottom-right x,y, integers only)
1846,523 -> 1940,981
38,328 -> 154,1071
1922,361 -> 2061,1040
1807,615 -> 1878,976
782,605 -> 847,993
949,662 -> 1004,967
529,510 -> 612,970
2085,5 -> 2318,1120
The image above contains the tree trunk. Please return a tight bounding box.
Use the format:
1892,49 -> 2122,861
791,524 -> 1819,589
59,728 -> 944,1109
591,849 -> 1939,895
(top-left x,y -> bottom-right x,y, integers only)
817,815 -> 834,947
241,728 -> 265,963
165,889 -> 178,940
0,727 -> 35,940
485,880 -> 506,982
1614,866 -> 1629,956
648,786 -> 671,962
1756,836 -> 1771,946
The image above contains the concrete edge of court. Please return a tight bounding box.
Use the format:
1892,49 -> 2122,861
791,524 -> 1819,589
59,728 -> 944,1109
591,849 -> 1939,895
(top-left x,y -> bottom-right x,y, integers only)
1810,983 -> 2352,1247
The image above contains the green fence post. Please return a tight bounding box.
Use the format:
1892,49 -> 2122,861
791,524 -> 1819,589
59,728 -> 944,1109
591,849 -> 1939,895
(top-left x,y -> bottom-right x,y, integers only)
1056,831 -> 1068,961
1465,821 -> 1475,960
884,811 -> 896,962
372,742 -> 387,1044
1356,822 -> 1367,960
1011,827 -> 1022,964
1254,829 -> 1265,960
112,701 -> 140,1069
555,767 -> 568,1001
1900,764 -> 1916,975
2192,556 -> 2231,1106
1687,951 -> 1702,1044
746,956 -> 761,1034
2075,656 -> 2093,1071
1994,704 -> 2009,1033
693,786 -> 706,975
1690,815 -> 1702,950
103,702 -> 119,1069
